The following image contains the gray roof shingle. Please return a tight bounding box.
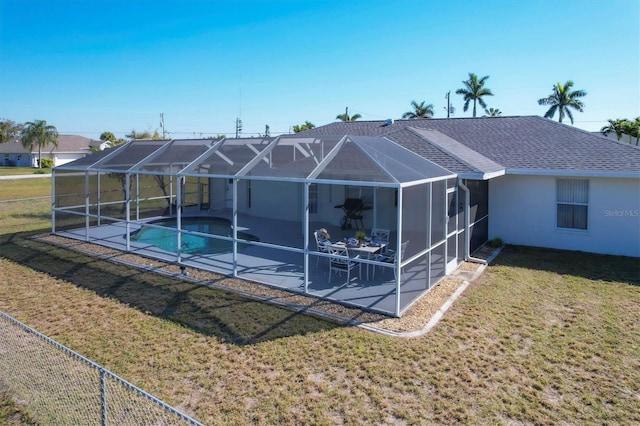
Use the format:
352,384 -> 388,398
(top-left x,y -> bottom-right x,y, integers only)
0,135 -> 98,154
300,116 -> 640,176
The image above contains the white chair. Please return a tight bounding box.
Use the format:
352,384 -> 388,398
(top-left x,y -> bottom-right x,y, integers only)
370,228 -> 390,253
375,241 -> 409,279
313,231 -> 331,266
328,245 -> 359,284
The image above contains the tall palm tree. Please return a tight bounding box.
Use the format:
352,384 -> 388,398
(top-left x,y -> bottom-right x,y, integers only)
402,101 -> 435,119
601,119 -> 628,140
622,117 -> 640,145
20,119 -> 59,168
483,108 -> 502,117
336,107 -> 361,122
455,73 -> 493,117
537,80 -> 586,124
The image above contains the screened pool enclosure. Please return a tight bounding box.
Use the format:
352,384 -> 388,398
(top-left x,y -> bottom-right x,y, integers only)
52,135 -> 467,316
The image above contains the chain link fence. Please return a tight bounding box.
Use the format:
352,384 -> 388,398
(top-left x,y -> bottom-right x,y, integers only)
0,310 -> 204,425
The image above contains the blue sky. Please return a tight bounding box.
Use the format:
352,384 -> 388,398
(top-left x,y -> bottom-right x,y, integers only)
1,0 -> 638,139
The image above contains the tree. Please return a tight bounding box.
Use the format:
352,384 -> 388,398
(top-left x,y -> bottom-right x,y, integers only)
99,131 -> 116,144
622,117 -> 640,145
402,101 -> 435,119
20,119 -> 59,168
537,80 -> 586,124
125,129 -> 153,140
456,73 -> 493,117
292,121 -> 315,133
600,119 -> 628,140
483,108 -> 502,117
0,119 -> 23,143
336,107 -> 361,122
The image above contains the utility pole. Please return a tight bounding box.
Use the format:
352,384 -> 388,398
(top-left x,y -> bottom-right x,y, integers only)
444,92 -> 455,118
264,124 -> 270,138
235,118 -> 243,138
445,92 -> 451,118
160,113 -> 166,138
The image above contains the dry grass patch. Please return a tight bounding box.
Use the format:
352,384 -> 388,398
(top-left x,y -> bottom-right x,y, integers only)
1,194 -> 640,424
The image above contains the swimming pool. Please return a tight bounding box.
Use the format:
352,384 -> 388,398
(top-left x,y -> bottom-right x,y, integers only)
130,217 -> 259,255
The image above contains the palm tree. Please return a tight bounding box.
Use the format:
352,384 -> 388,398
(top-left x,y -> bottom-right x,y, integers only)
537,80 -> 586,124
292,121 -> 315,133
483,108 -> 502,117
20,119 -> 59,168
601,119 -> 628,140
336,107 -> 361,122
622,117 -> 640,145
99,131 -> 116,144
456,73 -> 493,117
402,101 -> 435,119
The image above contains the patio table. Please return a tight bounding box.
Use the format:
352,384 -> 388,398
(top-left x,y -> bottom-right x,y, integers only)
331,241 -> 386,280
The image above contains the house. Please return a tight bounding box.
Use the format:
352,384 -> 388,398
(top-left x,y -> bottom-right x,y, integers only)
50,116 -> 640,317
0,135 -> 105,167
302,116 -> 640,258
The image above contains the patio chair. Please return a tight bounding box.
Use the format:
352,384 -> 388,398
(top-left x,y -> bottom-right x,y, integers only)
374,240 -> 409,280
313,230 -> 332,266
370,228 -> 390,253
337,198 -> 365,230
328,245 -> 360,284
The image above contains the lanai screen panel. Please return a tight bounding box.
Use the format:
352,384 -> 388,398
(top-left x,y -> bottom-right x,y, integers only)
317,138 -> 393,183
56,146 -> 121,170
183,138 -> 273,176
134,139 -> 215,174
245,136 -> 342,179
91,140 -> 168,171
349,136 -> 454,183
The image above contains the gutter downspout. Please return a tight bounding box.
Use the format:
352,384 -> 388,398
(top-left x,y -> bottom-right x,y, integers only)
459,180 -> 487,264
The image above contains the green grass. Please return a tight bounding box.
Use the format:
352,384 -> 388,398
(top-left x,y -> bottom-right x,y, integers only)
1,178 -> 639,424
0,178 -> 51,202
0,388 -> 36,425
0,166 -> 52,176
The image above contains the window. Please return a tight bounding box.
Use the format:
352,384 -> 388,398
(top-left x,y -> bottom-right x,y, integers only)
557,179 -> 588,230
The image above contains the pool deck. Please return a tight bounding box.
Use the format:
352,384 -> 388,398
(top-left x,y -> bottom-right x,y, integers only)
55,212 -> 444,316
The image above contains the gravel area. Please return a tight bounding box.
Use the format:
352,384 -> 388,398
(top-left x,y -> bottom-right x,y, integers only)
37,234 -> 495,334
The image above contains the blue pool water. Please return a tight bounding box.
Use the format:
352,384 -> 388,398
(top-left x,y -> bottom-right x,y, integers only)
131,217 -> 259,254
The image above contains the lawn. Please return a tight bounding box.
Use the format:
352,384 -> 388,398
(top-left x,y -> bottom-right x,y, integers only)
0,166 -> 51,176
1,178 -> 639,424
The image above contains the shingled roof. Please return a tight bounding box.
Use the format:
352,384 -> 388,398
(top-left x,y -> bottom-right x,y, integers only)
300,116 -> 640,178
0,135 -> 99,154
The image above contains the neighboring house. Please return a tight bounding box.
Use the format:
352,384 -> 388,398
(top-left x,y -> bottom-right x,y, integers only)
301,116 -> 640,258
0,135 -> 105,167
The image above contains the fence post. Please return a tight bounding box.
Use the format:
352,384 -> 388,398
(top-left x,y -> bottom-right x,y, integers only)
100,367 -> 107,426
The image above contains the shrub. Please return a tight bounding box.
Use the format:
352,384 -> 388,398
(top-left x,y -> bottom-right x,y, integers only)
39,158 -> 54,168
